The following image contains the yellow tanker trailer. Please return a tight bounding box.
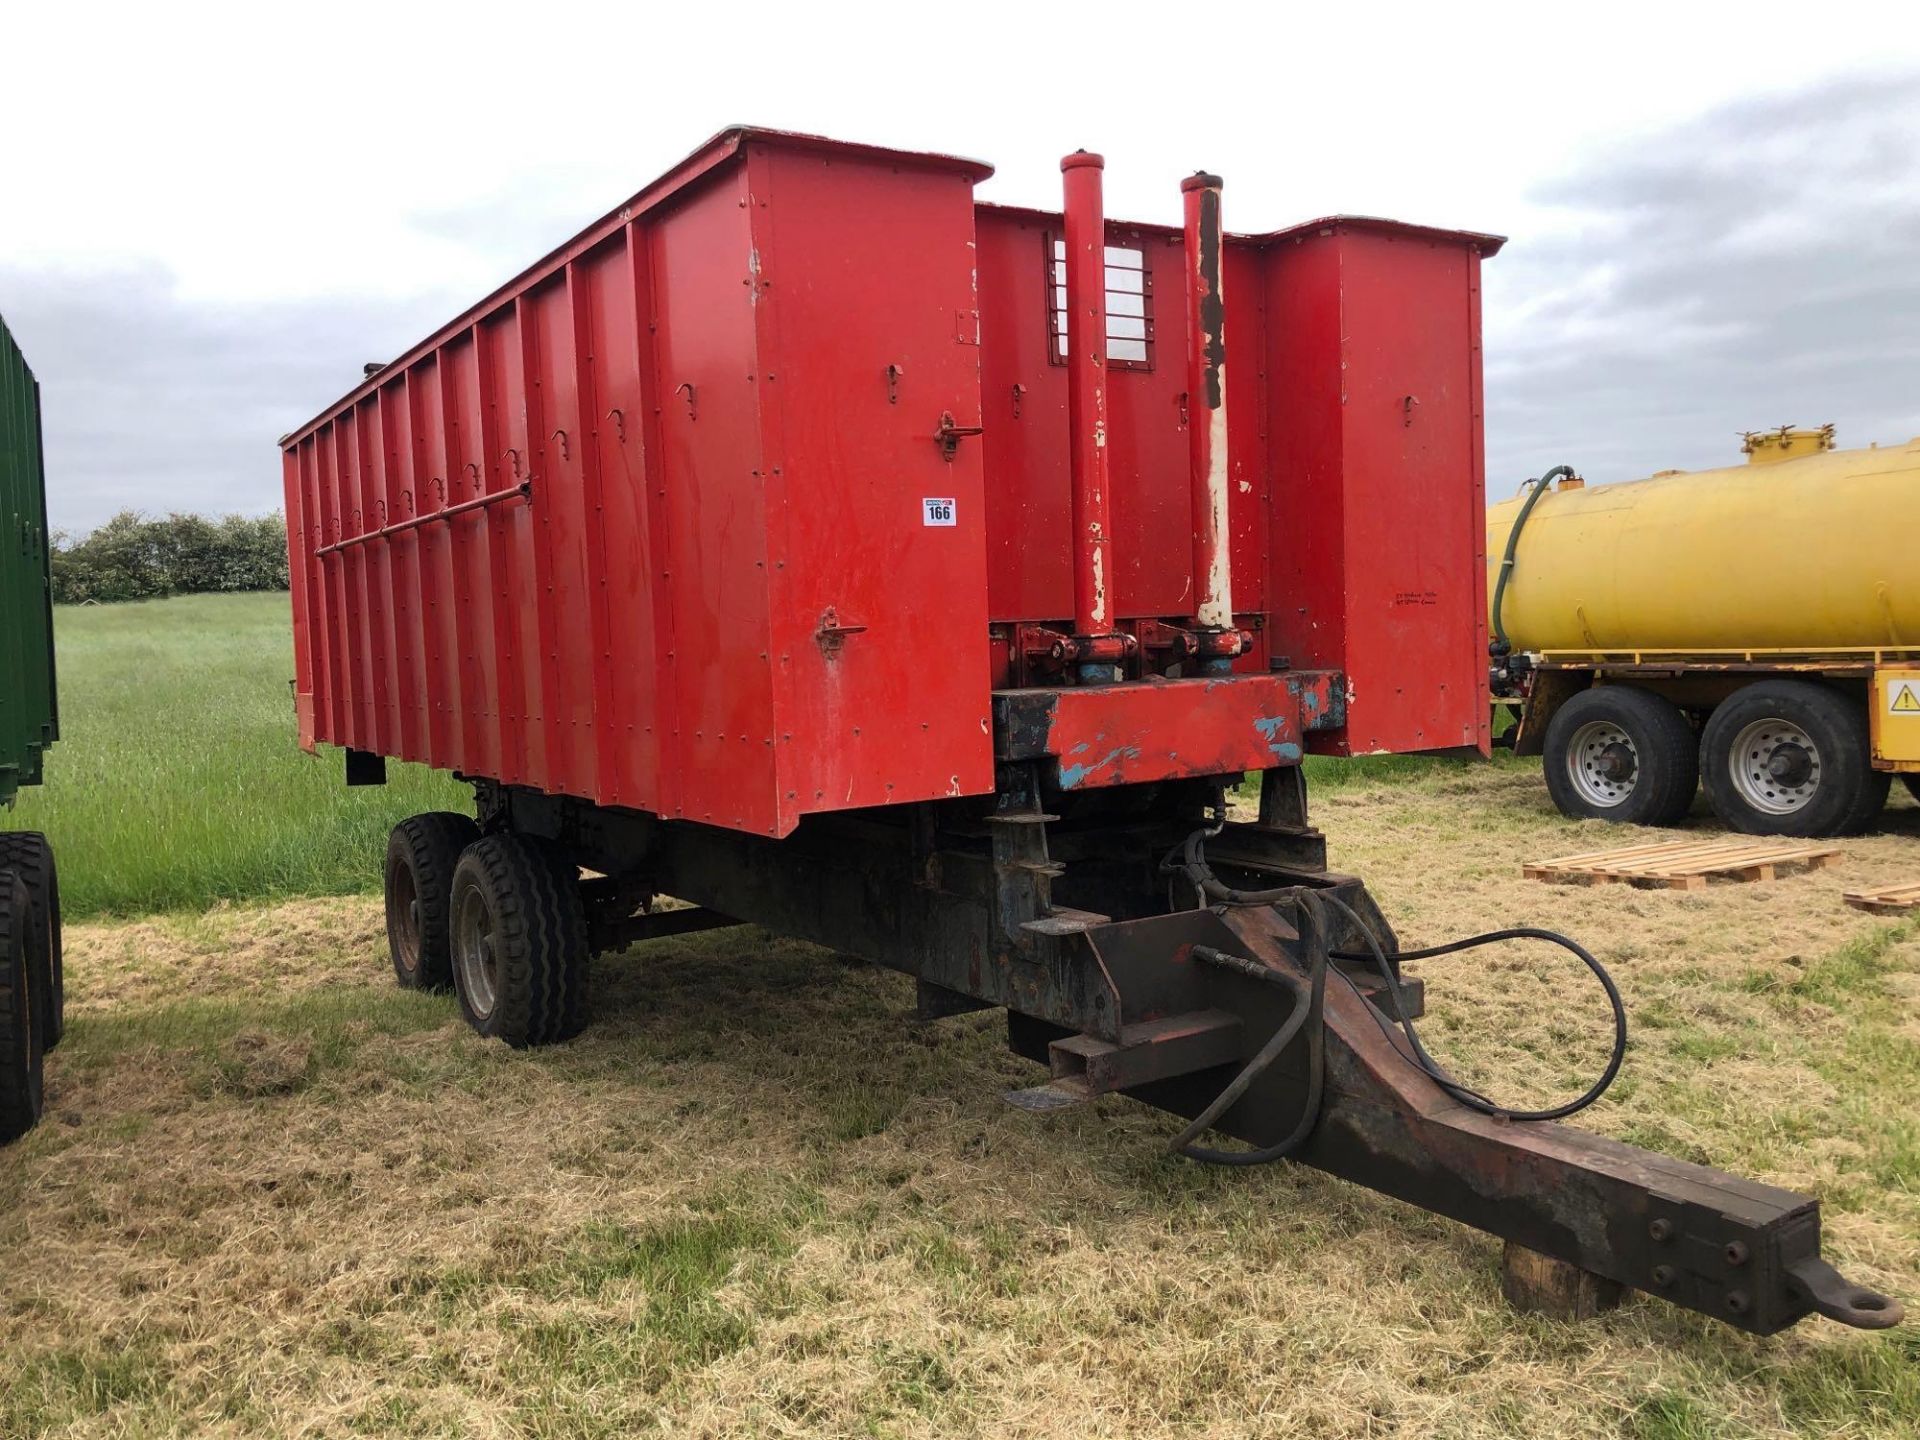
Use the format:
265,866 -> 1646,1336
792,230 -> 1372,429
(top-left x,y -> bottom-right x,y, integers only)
1489,426 -> 1920,836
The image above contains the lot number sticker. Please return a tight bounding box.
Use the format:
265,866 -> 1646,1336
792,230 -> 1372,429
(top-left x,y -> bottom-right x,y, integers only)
1890,680 -> 1920,715
923,497 -> 956,527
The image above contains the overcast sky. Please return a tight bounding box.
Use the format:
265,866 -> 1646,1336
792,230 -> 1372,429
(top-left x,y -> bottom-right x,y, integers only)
2,3 -> 1916,533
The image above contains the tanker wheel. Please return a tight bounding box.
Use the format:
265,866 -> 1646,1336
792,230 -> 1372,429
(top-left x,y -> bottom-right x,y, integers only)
385,813 -> 481,991
0,833 -> 62,1050
0,871 -> 45,1145
1903,775 -> 1920,806
448,833 -> 588,1048
1542,686 -> 1699,826
1700,680 -> 1888,837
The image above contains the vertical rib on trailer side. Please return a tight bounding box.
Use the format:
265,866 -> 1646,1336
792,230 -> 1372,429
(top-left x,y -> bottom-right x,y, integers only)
376,383 -> 423,763
517,295 -> 565,797
475,318 -> 529,787
350,403 -> 393,756
328,419 -> 359,745
408,360 -> 458,772
282,446 -> 315,750
444,333 -> 501,781
627,221 -> 680,820
303,441 -> 341,744
566,260 -> 621,808
432,348 -> 479,775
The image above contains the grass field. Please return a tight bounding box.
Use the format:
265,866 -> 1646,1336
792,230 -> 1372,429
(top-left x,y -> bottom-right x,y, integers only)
8,594 -> 467,917
1,594 -> 1917,1437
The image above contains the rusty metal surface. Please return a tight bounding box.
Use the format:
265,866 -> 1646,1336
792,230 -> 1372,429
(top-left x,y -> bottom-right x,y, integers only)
1059,151 -> 1120,677
991,670 -> 1342,791
1181,172 -> 1235,652
1000,894 -> 1899,1334
1194,903 -> 1894,1334
994,673 -> 1325,791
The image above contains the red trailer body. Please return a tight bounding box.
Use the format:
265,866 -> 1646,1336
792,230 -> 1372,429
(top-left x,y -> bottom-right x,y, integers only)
282,129 -> 1496,838
277,129 -> 1899,1339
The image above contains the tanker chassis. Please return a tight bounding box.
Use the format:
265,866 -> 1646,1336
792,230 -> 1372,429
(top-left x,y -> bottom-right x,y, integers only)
0,312 -> 64,1144
1489,428 -> 1920,837
283,130 -> 1901,1337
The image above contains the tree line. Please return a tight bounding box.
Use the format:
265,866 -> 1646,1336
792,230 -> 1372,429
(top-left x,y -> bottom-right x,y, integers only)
51,512 -> 289,604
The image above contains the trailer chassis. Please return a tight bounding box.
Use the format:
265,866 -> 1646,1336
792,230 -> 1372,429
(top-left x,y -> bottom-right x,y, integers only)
470,765 -> 1899,1337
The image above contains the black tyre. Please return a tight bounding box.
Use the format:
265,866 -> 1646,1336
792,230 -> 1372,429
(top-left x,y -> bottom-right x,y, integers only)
0,871 -> 45,1145
448,834 -> 588,1047
0,834 -> 61,1050
1903,775 -> 1920,806
1542,686 -> 1699,826
1700,680 -> 1886,837
385,813 -> 480,991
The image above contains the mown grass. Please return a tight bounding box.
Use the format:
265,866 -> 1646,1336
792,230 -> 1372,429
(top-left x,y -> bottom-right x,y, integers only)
7,593 -> 467,917
5,833 -> 1916,1436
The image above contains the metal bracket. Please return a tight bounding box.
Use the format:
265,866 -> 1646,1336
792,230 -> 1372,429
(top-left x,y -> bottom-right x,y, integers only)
935,410 -> 984,461
815,607 -> 868,658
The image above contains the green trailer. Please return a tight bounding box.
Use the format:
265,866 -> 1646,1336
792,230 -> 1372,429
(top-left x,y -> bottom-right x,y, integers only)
0,311 -> 62,1143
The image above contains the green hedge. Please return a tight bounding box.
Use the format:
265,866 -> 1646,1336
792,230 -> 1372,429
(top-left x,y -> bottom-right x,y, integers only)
52,512 -> 288,604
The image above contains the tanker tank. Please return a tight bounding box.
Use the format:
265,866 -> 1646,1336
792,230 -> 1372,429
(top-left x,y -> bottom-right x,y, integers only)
1489,427 -> 1920,838
1488,428 -> 1920,656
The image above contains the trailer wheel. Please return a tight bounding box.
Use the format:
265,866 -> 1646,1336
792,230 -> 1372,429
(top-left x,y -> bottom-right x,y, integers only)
1542,687 -> 1698,826
1700,680 -> 1886,837
1903,775 -> 1920,806
0,834 -> 62,1050
0,871 -> 44,1145
448,834 -> 588,1047
385,813 -> 480,991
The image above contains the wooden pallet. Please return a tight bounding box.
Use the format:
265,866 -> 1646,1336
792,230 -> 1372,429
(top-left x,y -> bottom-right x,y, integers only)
1524,837 -> 1842,891
1843,882 -> 1920,916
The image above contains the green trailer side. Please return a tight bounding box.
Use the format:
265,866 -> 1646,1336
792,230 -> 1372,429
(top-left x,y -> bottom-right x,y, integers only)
0,310 -> 61,1144
0,311 -> 57,808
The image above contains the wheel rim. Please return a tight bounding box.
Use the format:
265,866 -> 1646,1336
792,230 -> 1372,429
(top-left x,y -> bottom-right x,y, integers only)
1729,717 -> 1822,815
1566,720 -> 1640,808
453,882 -> 500,1019
389,859 -> 421,976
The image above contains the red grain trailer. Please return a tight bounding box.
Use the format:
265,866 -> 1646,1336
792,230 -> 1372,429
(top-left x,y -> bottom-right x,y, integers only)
281,128 -> 1894,1336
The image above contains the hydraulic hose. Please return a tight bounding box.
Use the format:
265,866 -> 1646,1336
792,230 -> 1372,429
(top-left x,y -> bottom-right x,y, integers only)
1318,893 -> 1627,1123
1162,827 -> 1629,1163
1491,463 -> 1575,656
1168,894 -> 1330,1165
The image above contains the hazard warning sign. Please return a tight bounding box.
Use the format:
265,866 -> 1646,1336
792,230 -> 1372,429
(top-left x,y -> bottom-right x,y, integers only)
1892,681 -> 1920,716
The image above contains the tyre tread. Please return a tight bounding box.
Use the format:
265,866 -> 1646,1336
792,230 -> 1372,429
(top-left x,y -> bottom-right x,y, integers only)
0,834 -> 61,1051
0,872 -> 44,1145
386,812 -> 479,990
1700,680 -> 1877,838
450,834 -> 587,1048
1542,686 -> 1698,826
